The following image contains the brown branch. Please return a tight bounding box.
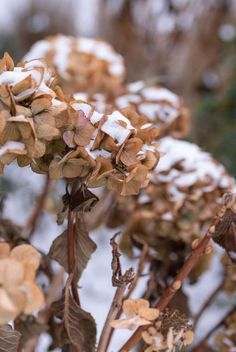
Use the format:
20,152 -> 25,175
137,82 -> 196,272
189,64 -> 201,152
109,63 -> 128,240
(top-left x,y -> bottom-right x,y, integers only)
193,278 -> 225,329
97,283 -> 128,352
67,208 -> 80,305
118,202 -> 226,352
25,174 -> 50,238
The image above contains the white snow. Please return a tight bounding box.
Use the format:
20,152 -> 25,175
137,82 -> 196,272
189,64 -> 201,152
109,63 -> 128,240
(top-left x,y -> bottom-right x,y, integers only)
152,137 -> 234,201
71,102 -> 93,117
24,35 -> 125,79
90,111 -> 104,124
73,92 -> 89,101
116,94 -> 142,108
141,87 -> 179,107
101,111 -> 134,145
0,141 -> 25,155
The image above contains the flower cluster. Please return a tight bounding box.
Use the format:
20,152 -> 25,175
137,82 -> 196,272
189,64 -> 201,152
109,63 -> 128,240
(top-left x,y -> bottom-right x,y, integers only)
24,35 -> 125,94
0,53 -> 160,196
106,137 -> 234,252
110,298 -> 159,330
0,242 -> 44,323
142,309 -> 194,352
50,100 -> 159,195
0,53 -> 67,174
115,81 -> 190,138
215,310 -> 236,352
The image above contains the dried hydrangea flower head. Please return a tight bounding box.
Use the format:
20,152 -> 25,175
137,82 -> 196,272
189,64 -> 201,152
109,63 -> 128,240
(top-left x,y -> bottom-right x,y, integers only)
142,309 -> 194,352
110,298 -> 159,330
115,81 -> 190,138
23,35 -> 125,94
49,100 -> 160,196
215,310 -> 236,352
0,53 -> 67,174
107,137 -> 234,252
0,242 -> 44,324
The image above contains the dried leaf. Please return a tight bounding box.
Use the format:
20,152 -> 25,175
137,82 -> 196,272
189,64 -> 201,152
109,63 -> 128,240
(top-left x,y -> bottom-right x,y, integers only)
49,222 -> 97,279
51,277 -> 96,352
0,325 -> 21,352
214,208 -> 236,263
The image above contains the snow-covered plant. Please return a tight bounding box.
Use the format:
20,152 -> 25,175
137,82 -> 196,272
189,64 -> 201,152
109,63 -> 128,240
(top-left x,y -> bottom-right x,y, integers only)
24,35 -> 125,94
0,33 -> 236,352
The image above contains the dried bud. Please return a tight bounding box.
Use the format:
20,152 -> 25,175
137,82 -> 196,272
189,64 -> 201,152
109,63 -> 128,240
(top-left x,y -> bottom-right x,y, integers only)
191,238 -> 200,249
172,280 -> 182,290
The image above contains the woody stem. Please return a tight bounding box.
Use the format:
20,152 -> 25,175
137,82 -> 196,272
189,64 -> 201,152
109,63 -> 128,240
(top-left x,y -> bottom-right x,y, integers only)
97,283 -> 127,352
118,218 -> 220,351
67,208 -> 80,305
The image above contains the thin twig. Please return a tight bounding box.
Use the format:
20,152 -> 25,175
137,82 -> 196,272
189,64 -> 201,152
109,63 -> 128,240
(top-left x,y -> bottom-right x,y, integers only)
97,284 -> 128,352
105,242 -> 149,350
193,278 -> 225,329
118,202 -> 225,352
25,174 -> 50,238
192,305 -> 236,351
67,208 -> 80,305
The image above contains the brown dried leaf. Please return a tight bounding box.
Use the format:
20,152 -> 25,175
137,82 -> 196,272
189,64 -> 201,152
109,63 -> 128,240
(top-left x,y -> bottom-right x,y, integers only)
49,222 -> 97,279
51,277 -> 96,352
0,325 -> 21,352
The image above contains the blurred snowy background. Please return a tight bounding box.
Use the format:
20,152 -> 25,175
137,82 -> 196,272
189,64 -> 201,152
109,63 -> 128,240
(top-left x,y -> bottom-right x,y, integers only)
1,0 -> 236,351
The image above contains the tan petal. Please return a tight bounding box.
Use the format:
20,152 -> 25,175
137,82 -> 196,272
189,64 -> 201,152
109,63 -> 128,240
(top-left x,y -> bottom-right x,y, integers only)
183,330 -> 194,346
110,318 -> 134,330
0,288 -> 19,324
11,75 -> 32,96
135,298 -> 149,312
0,258 -> 25,287
21,281 -> 44,314
121,165 -> 148,196
118,138 -> 143,166
7,287 -> 27,313
31,96 -> 52,115
10,244 -> 41,270
123,299 -> 136,317
0,242 -> 10,259
3,52 -> 14,71
139,307 -> 159,321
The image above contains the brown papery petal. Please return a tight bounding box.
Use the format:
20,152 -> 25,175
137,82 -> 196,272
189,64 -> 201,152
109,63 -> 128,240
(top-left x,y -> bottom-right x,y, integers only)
119,138 -> 143,166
